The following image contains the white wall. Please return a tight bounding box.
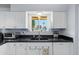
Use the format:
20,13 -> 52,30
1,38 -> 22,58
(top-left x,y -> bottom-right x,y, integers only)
62,5 -> 78,54
77,5 -> 79,54
63,5 -> 75,37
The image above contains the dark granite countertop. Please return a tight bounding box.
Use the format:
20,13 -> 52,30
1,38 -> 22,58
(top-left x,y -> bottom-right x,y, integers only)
0,35 -> 73,45
3,35 -> 73,42
4,39 -> 73,42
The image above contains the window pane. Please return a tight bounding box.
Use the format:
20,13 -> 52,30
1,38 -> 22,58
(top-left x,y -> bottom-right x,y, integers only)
32,20 -> 40,31
39,20 -> 48,31
32,16 -> 48,32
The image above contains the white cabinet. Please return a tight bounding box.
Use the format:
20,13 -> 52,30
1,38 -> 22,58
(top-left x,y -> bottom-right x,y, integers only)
27,12 -> 66,29
15,43 -> 28,55
3,42 -> 52,55
53,12 -> 66,28
0,42 -> 73,55
0,12 -> 6,28
0,12 -> 26,28
6,12 -> 26,28
0,12 -> 15,28
6,43 -> 16,55
0,43 -> 7,55
14,12 -> 26,28
27,42 -> 53,55
53,42 -> 73,55
0,43 -> 28,55
5,12 -> 16,28
6,43 -> 28,55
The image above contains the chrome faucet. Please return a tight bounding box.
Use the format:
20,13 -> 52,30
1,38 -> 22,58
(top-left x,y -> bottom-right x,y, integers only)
36,32 -> 41,40
33,35 -> 35,38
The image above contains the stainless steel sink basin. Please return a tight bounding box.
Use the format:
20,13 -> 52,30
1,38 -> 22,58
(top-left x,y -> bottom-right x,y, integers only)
31,38 -> 48,40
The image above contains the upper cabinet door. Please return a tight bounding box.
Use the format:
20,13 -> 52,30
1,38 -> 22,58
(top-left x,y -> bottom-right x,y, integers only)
0,12 -> 6,28
0,12 -> 26,28
6,12 -> 26,28
5,12 -> 16,28
53,12 -> 66,28
14,12 -> 26,28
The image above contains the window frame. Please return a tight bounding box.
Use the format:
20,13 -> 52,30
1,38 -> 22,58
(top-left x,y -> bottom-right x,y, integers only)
27,11 -> 53,32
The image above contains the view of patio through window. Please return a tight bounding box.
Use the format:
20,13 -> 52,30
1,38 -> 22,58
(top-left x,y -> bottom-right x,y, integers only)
32,16 -> 48,32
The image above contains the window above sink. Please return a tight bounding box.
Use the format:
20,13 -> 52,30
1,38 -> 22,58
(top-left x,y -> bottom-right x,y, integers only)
27,11 -> 53,32
32,16 -> 48,32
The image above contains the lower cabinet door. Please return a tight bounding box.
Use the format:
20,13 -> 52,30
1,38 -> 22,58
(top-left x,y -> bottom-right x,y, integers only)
5,43 -> 28,55
0,42 -> 52,55
6,43 -> 16,55
53,42 -> 73,55
27,42 -> 53,55
0,43 -> 8,55
15,43 -> 28,55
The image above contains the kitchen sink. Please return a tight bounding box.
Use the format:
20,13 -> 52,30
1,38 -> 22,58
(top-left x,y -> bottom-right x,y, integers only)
30,38 -> 48,40
31,38 -> 39,40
